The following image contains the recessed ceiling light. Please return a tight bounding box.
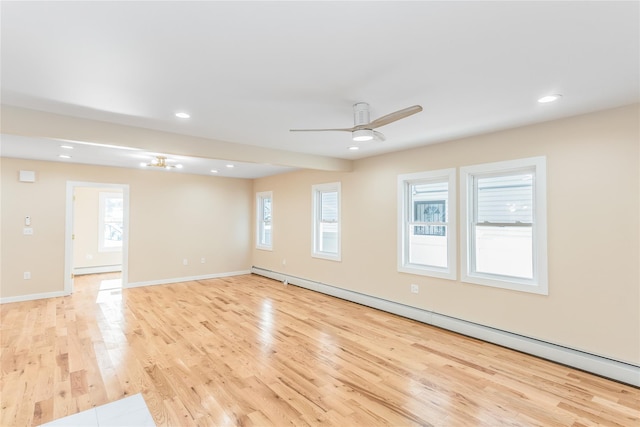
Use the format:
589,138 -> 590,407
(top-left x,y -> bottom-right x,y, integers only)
140,162 -> 148,167
175,112 -> 191,119
175,164 -> 183,169
210,169 -> 219,173
58,154 -> 72,159
60,145 -> 74,149
348,146 -> 360,151
538,94 -> 562,103
226,164 -> 234,168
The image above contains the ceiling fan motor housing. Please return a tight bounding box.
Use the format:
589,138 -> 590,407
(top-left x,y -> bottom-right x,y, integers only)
353,102 -> 370,127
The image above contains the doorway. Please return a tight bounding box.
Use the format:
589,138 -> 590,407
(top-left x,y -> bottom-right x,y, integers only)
64,181 -> 130,295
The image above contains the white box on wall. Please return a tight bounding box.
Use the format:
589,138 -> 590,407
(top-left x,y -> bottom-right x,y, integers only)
19,170 -> 36,183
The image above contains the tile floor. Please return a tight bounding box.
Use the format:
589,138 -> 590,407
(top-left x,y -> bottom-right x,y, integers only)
40,394 -> 155,427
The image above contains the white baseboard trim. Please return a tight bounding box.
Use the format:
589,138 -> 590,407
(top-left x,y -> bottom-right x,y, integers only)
73,265 -> 122,275
1,290 -> 68,304
126,270 -> 252,289
251,266 -> 640,387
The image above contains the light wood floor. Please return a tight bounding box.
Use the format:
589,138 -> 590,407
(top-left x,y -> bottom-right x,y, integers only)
1,273 -> 638,426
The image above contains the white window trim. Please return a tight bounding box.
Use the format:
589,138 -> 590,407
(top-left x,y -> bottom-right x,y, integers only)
312,182 -> 341,261
397,168 -> 457,279
256,191 -> 273,251
460,156 -> 548,295
98,191 -> 123,253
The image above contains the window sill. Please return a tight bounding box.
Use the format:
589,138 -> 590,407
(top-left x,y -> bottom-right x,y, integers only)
461,273 -> 548,295
398,264 -> 456,280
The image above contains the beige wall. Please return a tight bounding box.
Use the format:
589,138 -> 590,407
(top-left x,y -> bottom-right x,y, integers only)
73,186 -> 123,270
1,159 -> 253,297
252,104 -> 640,365
1,104 -> 637,365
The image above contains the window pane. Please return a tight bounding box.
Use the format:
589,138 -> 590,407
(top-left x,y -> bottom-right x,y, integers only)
256,192 -> 273,249
102,195 -> 123,248
409,180 -> 448,267
474,225 -> 533,279
312,183 -> 340,260
409,225 -> 448,268
319,222 -> 338,253
477,173 -> 532,224
461,157 -> 546,293
261,196 -> 272,246
261,223 -> 272,246
398,169 -> 456,279
318,190 -> 339,253
320,191 -> 338,222
262,198 -> 271,222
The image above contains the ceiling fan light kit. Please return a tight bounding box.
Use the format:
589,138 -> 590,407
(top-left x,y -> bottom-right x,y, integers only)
143,155 -> 182,169
352,129 -> 374,142
290,102 -> 422,143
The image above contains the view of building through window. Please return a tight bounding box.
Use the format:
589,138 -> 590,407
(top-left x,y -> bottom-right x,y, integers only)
318,190 -> 338,254
409,180 -> 449,269
473,173 -> 533,279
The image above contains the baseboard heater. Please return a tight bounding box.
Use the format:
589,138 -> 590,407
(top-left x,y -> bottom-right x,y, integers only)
73,265 -> 122,276
251,266 -> 639,387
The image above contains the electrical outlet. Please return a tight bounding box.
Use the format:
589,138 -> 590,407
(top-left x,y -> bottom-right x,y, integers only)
24,272 -> 31,280
282,259 -> 286,266
200,257 -> 206,264
410,284 -> 419,294
183,258 -> 188,266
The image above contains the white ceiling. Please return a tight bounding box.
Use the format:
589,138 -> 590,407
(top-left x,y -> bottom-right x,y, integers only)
1,1 -> 638,178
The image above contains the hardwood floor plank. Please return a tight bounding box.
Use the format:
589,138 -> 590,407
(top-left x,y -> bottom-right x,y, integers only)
1,273 -> 638,426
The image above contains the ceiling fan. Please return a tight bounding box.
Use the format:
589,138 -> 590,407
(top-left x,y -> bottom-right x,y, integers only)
141,155 -> 183,169
290,102 -> 423,142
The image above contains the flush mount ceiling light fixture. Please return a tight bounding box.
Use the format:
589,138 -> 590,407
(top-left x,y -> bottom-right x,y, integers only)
141,155 -> 182,169
175,112 -> 191,119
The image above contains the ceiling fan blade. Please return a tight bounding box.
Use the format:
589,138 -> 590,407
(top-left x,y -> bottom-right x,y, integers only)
367,105 -> 423,129
290,127 -> 354,132
373,131 -> 386,141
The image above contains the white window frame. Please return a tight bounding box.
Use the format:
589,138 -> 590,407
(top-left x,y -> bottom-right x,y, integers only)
398,168 -> 456,279
256,191 -> 273,251
312,182 -> 341,261
98,191 -> 123,253
460,156 -> 548,294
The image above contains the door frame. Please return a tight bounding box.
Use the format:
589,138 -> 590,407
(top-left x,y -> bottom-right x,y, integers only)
64,181 -> 130,294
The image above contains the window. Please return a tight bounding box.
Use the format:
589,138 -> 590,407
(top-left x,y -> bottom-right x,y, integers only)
312,182 -> 341,261
98,192 -> 123,252
461,157 -> 548,294
398,169 -> 456,279
256,191 -> 273,250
